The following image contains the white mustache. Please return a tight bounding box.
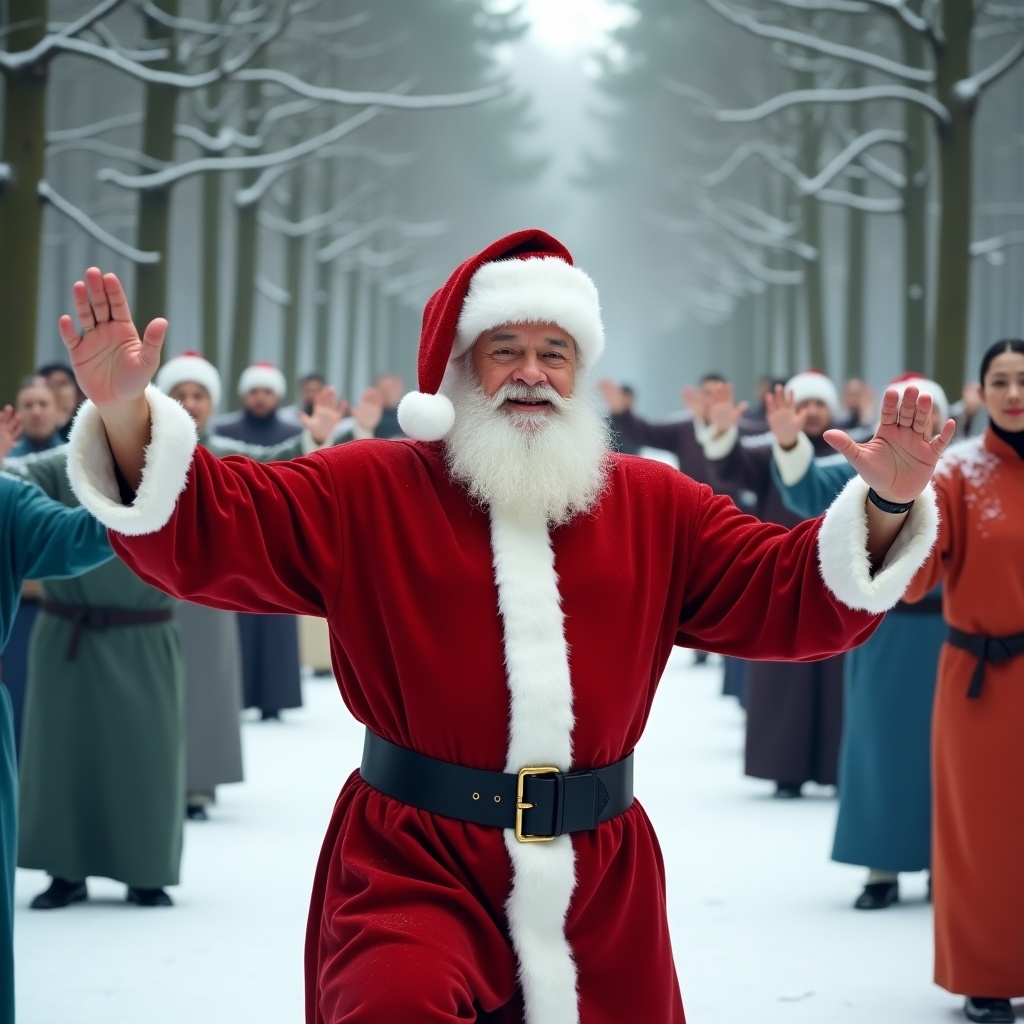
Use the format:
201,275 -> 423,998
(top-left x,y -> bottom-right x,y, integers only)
490,383 -> 568,410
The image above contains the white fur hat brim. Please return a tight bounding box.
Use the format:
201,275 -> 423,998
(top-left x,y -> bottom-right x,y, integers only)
156,355 -> 222,409
454,256 -> 604,367
893,377 -> 950,424
238,365 -> 286,398
786,372 -> 839,418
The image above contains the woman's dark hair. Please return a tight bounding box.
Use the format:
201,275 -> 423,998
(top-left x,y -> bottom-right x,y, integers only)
980,339 -> 1024,384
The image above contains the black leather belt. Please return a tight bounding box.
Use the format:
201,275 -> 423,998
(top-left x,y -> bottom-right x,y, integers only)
947,626 -> 1024,698
359,729 -> 634,843
891,597 -> 943,616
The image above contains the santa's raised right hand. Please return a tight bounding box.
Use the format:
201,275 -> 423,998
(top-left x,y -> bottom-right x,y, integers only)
57,267 -> 166,409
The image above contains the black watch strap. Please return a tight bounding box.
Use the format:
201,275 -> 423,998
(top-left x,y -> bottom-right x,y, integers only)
867,487 -> 914,514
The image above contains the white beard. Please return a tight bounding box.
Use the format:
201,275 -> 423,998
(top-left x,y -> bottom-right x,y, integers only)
441,358 -> 611,525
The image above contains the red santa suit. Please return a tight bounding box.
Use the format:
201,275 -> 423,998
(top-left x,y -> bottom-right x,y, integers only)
66,231 -> 938,1024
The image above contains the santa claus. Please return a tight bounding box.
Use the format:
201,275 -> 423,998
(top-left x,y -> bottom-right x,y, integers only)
60,230 -> 952,1024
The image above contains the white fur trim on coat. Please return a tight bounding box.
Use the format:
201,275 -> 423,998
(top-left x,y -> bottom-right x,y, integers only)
66,386 -> 197,536
700,424 -> 738,461
456,257 -> 604,368
817,475 -> 939,613
489,506 -> 580,1024
772,432 -> 814,486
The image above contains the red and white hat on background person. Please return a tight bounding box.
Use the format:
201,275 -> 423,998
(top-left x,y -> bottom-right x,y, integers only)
889,371 -> 949,423
397,228 -> 605,442
155,350 -> 222,409
785,370 -> 840,418
238,361 -> 287,399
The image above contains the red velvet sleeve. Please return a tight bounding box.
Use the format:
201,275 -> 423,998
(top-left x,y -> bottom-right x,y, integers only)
111,443 -> 343,617
677,485 -> 881,661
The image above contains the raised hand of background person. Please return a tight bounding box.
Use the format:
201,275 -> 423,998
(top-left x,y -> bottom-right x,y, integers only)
681,385 -> 709,423
824,386 -> 955,504
597,378 -> 629,415
57,268 -> 165,409
300,386 -> 348,445
0,405 -> 23,459
351,387 -> 384,433
765,385 -> 808,450
704,381 -> 749,439
857,383 -> 877,425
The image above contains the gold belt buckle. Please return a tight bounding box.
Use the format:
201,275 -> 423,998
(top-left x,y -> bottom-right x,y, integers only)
515,766 -> 560,843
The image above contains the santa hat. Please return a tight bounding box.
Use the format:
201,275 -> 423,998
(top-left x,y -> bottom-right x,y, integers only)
786,370 -> 839,418
155,350 -> 222,409
889,371 -> 949,423
238,361 -> 286,399
397,229 -> 605,442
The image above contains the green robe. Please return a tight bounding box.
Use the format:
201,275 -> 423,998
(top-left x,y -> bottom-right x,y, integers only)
6,449 -> 185,888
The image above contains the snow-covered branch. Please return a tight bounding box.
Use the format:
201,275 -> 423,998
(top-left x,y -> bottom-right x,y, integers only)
316,216 -> 399,263
175,124 -> 263,153
232,67 -> 512,110
257,180 -> 379,237
704,84 -> 950,124
48,112 -> 143,142
815,187 -> 903,212
953,34 -> 1024,102
0,0 -> 124,69
38,180 -> 159,264
100,106 -> 380,194
970,230 -> 1024,258
803,128 -> 907,192
255,274 -> 291,305
47,138 -> 168,170
702,0 -> 933,82
85,20 -> 168,62
723,236 -> 805,286
699,197 -> 818,260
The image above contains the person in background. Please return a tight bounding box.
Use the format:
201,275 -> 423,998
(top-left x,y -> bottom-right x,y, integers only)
6,379 -> 64,458
280,372 -> 327,427
216,362 -> 302,446
372,373 -> 406,438
0,404 -> 113,1024
153,351 -> 376,817
36,362 -> 85,443
768,376 -> 948,910
608,385 -> 642,454
701,370 -> 869,798
904,339 -> 1024,1024
835,378 -> 877,431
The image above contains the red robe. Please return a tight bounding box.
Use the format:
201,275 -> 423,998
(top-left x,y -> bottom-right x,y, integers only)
66,390 -> 938,1024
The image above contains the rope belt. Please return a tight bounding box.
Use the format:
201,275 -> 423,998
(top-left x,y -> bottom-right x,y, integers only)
947,626 -> 1024,699
359,729 -> 634,843
40,600 -> 174,661
891,597 -> 943,617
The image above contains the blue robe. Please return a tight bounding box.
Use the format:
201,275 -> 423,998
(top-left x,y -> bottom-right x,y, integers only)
0,472 -> 112,1024
771,454 -> 942,872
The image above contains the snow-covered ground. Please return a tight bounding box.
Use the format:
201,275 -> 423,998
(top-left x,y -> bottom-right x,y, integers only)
14,650 -> 977,1023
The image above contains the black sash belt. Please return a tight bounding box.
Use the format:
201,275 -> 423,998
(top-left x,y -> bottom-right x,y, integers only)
359,729 -> 634,843
891,597 -> 943,617
947,626 -> 1024,699
40,600 -> 174,660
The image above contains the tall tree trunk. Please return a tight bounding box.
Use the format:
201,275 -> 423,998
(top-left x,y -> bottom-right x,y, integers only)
932,0 -> 975,392
134,0 -> 179,330
342,267 -> 361,396
282,171 -> 304,400
798,73 -> 828,373
200,0 -> 226,361
901,12 -> 930,373
844,73 -> 866,382
0,0 -> 48,401
785,280 -> 799,374
227,78 -> 263,408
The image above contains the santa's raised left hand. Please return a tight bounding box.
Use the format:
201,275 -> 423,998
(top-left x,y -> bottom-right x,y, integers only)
824,386 -> 956,504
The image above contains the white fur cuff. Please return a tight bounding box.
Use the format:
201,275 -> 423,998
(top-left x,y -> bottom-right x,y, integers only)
701,424 -> 739,461
772,433 -> 814,486
817,476 -> 939,613
66,386 -> 198,536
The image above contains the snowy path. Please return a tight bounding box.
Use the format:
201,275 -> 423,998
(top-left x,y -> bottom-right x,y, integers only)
15,650 -> 961,1023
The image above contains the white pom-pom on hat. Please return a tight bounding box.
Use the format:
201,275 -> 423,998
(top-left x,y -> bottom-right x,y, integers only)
397,391 -> 456,442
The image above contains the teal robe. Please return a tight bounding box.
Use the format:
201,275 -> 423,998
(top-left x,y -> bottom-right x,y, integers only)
771,454 -> 942,871
0,472 -> 112,1024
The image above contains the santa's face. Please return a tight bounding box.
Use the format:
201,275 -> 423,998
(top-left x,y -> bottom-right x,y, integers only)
470,322 -> 577,431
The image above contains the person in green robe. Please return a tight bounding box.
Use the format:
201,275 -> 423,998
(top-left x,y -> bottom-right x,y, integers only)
0,403 -> 114,1024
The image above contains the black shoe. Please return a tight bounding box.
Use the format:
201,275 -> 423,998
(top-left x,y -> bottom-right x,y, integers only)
773,782 -> 803,799
260,709 -> 281,721
854,881 -> 899,910
964,997 -> 1014,1023
186,804 -> 208,821
30,878 -> 88,910
126,887 -> 173,907
692,651 -> 709,666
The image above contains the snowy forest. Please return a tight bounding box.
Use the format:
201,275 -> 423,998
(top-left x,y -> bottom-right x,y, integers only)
2,0 -> 1023,410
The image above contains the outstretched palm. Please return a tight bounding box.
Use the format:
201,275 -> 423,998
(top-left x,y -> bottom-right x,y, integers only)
824,386 -> 955,504
57,268 -> 166,408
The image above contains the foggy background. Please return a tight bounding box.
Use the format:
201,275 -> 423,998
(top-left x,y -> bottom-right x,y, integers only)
3,0 -> 1023,413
